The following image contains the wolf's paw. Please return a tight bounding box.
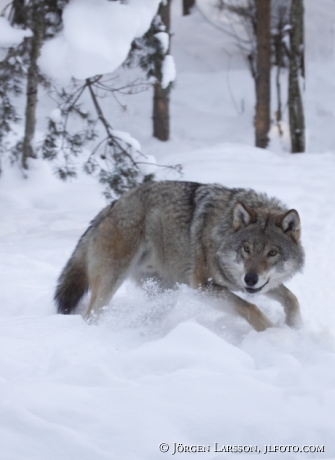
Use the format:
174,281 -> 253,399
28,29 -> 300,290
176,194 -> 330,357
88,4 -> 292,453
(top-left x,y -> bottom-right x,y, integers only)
287,313 -> 303,329
83,311 -> 99,325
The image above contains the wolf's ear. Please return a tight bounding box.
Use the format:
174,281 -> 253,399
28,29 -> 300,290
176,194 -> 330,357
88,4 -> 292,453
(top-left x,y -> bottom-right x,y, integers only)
233,202 -> 254,230
280,209 -> 301,240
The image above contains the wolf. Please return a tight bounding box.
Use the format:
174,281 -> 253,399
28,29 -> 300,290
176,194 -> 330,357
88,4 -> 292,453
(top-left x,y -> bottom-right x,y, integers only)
55,181 -> 304,331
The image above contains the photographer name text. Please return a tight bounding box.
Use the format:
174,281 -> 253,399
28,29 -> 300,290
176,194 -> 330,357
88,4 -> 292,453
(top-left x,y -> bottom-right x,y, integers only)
158,443 -> 325,455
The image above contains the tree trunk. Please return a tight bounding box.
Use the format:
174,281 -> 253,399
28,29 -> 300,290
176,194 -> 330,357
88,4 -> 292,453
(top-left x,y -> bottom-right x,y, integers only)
183,0 -> 195,15
288,0 -> 305,153
22,12 -> 44,169
274,12 -> 285,135
153,0 -> 171,141
255,0 -> 271,149
153,83 -> 170,141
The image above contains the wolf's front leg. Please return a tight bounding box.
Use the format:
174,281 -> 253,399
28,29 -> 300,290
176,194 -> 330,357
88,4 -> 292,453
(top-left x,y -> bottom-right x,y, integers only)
266,284 -> 303,329
206,284 -> 273,332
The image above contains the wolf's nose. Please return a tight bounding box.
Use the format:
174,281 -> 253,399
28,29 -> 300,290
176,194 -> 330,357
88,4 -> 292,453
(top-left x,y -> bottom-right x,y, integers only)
244,272 -> 258,287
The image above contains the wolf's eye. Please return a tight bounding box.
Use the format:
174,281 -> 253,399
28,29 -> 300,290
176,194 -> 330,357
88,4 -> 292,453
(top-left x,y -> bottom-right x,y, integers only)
243,245 -> 250,253
268,249 -> 277,257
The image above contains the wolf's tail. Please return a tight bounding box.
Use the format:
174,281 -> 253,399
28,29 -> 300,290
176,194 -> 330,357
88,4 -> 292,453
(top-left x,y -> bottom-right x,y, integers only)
54,243 -> 88,315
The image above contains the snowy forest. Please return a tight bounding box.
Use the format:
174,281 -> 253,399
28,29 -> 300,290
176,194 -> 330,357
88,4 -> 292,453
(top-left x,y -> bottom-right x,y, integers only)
0,0 -> 335,458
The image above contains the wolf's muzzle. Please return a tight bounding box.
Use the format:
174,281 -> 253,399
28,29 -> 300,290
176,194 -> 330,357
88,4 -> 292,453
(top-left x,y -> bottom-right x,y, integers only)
244,272 -> 258,287
245,279 -> 269,294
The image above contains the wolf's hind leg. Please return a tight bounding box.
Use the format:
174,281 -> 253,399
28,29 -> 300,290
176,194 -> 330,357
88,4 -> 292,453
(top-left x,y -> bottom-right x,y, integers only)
84,268 -> 127,321
84,214 -> 143,321
266,284 -> 303,329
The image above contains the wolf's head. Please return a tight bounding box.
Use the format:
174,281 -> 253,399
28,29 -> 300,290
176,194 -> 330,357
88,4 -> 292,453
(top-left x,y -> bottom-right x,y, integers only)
218,201 -> 305,294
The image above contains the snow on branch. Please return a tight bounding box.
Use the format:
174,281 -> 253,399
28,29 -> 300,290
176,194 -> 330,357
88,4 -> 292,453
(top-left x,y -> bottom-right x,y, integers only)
0,17 -> 32,50
38,0 -> 161,81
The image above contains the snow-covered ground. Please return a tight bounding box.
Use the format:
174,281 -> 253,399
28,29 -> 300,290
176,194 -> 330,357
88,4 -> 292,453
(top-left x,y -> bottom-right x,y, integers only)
1,1 -> 335,459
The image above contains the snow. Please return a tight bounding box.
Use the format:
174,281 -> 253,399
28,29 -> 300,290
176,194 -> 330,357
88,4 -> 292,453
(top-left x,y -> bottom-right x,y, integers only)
0,17 -> 31,49
161,54 -> 176,89
154,31 -> 170,54
38,0 -> 161,80
1,0 -> 335,458
111,129 -> 141,154
1,144 -> 335,459
49,108 -> 62,123
110,129 -> 157,175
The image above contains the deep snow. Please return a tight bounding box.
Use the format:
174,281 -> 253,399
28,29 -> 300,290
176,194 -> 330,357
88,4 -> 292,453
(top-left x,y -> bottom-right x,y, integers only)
1,0 -> 335,459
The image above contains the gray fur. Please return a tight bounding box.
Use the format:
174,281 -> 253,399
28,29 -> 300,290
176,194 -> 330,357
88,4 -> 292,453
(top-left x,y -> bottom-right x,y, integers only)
55,181 -> 305,331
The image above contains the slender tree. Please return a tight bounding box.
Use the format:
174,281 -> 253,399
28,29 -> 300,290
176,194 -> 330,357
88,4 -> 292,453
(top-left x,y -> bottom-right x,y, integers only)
216,1 -> 295,142
126,1 -> 174,141
21,6 -> 44,169
0,1 -> 28,169
6,0 -> 68,170
254,0 -> 271,148
288,0 -> 305,153
153,0 -> 172,141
